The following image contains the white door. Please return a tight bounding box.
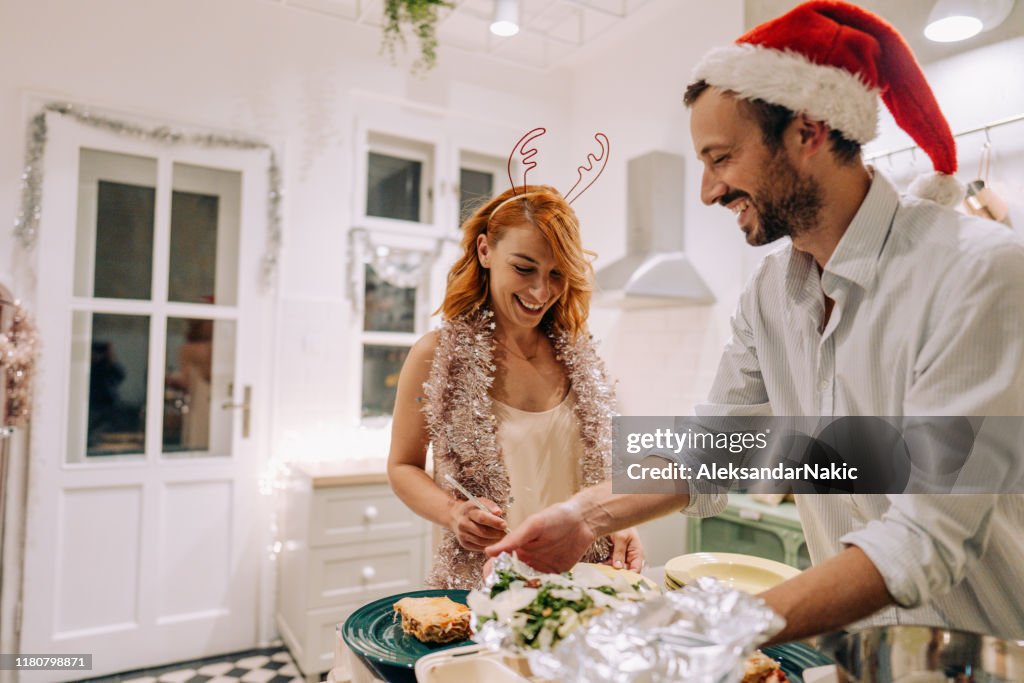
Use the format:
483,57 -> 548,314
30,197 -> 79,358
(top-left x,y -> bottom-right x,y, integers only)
21,112 -> 272,680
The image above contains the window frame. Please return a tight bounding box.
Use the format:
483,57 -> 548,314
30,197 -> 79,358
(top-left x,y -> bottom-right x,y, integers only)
349,100 -> 523,425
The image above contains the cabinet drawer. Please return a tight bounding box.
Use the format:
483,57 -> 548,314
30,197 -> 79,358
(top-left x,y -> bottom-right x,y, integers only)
310,483 -> 423,547
292,603 -> 360,676
308,537 -> 425,608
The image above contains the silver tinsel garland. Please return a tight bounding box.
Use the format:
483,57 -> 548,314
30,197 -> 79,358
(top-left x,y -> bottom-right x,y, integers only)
0,302 -> 38,427
13,102 -> 282,288
422,308 -> 615,589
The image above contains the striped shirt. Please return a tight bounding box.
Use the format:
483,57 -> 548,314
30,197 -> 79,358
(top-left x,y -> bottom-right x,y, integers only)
691,170 -> 1024,638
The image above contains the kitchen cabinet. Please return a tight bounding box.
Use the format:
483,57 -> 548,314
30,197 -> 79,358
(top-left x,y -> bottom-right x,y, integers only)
276,461 -> 430,682
687,493 -> 809,569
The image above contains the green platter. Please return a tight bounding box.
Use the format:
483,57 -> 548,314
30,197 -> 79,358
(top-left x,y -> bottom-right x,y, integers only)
341,588 -> 833,683
341,589 -> 471,681
763,641 -> 836,683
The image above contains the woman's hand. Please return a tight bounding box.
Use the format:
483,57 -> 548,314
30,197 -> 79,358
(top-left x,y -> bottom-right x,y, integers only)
448,498 -> 508,552
605,527 -> 644,571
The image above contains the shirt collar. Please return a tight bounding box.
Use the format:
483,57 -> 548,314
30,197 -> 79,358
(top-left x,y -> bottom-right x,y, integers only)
824,168 -> 899,291
784,168 -> 899,299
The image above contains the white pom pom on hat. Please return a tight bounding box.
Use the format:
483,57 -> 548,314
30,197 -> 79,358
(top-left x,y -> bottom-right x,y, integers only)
691,0 -> 964,208
907,172 -> 965,208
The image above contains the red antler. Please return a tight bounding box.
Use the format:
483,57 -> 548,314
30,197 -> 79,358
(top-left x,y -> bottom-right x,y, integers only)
508,127 -> 546,197
564,132 -> 610,204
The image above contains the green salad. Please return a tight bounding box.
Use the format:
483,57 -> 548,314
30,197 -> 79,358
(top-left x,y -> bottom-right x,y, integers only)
468,559 -> 652,651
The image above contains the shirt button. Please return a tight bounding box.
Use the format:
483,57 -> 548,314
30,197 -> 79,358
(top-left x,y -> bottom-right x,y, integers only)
819,378 -> 829,391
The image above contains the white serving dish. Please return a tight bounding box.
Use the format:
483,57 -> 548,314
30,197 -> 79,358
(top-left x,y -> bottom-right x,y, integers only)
415,644 -> 531,683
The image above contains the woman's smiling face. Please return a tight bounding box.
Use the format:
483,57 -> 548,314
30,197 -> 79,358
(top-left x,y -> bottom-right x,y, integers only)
477,223 -> 566,332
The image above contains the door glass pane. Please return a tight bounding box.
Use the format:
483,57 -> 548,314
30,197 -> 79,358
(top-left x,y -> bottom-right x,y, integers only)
163,317 -> 236,457
362,345 -> 410,418
68,312 -> 150,462
459,168 -> 493,224
75,149 -> 157,300
363,265 -> 416,333
367,152 -> 422,222
169,163 -> 241,306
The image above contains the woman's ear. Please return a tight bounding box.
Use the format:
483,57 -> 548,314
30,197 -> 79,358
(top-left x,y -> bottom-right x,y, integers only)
476,233 -> 491,269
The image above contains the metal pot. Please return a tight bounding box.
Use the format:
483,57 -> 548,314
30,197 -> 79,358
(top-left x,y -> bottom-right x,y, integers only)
815,626 -> 1024,682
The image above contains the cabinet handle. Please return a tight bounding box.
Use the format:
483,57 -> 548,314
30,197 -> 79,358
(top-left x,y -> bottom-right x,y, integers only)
362,566 -> 376,581
363,505 -> 379,522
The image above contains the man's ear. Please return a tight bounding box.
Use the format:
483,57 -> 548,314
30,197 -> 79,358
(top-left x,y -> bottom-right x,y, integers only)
794,114 -> 830,157
476,233 -> 491,268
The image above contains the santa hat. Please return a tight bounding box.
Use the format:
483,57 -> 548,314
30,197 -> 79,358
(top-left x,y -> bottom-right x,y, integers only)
692,0 -> 963,207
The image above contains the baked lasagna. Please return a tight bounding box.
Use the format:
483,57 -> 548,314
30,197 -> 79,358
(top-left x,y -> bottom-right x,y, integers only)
393,596 -> 471,644
743,651 -> 789,683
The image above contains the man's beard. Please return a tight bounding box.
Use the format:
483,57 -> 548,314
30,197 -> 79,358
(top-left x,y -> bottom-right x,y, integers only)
750,151 -> 824,246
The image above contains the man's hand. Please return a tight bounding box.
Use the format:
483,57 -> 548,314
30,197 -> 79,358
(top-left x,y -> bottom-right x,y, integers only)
485,500 -> 596,573
605,527 -> 644,571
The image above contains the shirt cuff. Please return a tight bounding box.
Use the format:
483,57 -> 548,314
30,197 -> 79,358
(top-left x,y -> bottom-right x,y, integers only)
841,520 -> 932,608
680,479 -> 729,517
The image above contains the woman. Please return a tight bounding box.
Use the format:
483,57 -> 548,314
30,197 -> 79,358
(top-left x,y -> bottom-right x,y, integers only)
387,184 -> 642,589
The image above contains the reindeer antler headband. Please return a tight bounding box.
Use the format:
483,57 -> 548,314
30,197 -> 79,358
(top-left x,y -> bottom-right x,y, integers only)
507,127 -> 610,204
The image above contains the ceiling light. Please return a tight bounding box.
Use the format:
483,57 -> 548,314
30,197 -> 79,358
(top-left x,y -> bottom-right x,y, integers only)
925,0 -> 1015,43
925,14 -> 983,41
490,0 -> 519,37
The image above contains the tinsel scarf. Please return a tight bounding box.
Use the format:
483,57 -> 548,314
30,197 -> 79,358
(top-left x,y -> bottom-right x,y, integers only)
422,308 -> 615,589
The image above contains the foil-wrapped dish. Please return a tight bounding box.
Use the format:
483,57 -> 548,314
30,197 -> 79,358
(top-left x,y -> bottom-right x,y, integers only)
465,553 -> 788,683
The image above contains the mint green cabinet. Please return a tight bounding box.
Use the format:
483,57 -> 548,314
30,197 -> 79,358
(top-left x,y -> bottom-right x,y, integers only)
687,494 -> 810,570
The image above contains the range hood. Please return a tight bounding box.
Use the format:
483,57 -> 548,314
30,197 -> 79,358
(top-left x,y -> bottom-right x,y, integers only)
595,151 -> 715,307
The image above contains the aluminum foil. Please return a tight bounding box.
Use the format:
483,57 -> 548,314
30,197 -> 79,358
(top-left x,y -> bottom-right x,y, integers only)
469,553 -> 657,653
469,554 -> 783,682
528,577 -> 784,683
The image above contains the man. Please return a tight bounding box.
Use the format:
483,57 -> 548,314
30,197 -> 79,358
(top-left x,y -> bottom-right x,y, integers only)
487,0 -> 1024,643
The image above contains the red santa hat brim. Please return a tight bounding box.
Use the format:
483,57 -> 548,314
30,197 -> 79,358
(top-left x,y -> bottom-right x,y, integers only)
692,43 -> 879,145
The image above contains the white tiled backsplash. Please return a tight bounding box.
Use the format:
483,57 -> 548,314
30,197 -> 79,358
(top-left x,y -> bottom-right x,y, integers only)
589,304 -> 730,417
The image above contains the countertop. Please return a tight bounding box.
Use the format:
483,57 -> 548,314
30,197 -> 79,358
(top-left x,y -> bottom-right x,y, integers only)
289,459 -> 389,488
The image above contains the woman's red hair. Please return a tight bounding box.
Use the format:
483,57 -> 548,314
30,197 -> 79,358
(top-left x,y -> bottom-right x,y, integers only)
438,185 -> 593,338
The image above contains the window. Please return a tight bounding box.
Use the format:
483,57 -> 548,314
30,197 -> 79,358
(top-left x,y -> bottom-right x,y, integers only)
350,114 -> 512,422
365,132 -> 434,226
360,263 -> 417,419
350,230 -> 438,423
457,151 -> 504,227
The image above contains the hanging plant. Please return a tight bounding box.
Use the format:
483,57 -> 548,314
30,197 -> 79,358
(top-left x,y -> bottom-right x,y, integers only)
381,0 -> 452,75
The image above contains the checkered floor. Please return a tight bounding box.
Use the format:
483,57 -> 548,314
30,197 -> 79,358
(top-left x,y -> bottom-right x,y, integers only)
78,643 -> 321,683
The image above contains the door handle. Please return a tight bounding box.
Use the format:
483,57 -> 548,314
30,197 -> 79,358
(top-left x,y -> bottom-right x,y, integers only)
221,385 -> 251,438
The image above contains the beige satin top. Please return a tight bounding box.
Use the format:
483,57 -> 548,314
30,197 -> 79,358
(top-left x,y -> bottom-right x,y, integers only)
492,391 -> 582,531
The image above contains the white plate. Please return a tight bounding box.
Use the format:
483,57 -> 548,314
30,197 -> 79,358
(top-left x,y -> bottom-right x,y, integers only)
664,552 -> 800,594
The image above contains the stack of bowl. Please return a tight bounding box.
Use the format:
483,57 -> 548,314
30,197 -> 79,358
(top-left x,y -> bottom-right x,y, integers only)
663,552 -> 800,593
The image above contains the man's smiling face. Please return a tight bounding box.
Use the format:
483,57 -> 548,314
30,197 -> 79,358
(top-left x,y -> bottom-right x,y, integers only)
690,87 -> 823,246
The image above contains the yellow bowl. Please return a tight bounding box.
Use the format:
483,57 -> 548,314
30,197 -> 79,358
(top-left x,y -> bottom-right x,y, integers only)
664,552 -> 799,594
